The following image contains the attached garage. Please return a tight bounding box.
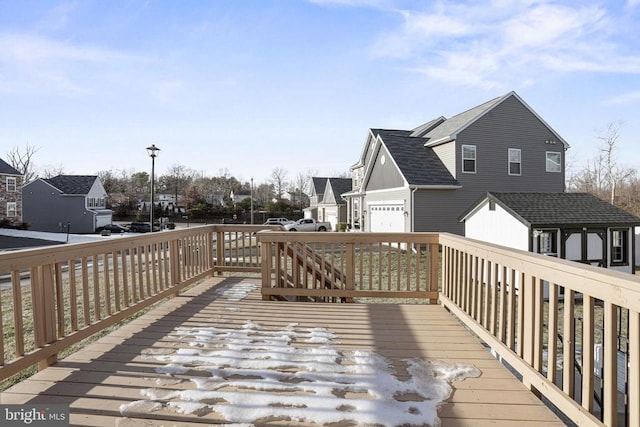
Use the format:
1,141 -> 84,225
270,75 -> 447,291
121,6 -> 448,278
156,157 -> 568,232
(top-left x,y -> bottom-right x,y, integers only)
368,203 -> 405,232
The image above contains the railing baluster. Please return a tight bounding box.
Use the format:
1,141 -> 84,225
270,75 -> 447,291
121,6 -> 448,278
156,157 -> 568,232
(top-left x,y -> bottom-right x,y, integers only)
603,302 -> 618,426
562,289 -> 575,398
547,282 -> 558,385
581,294 -> 595,412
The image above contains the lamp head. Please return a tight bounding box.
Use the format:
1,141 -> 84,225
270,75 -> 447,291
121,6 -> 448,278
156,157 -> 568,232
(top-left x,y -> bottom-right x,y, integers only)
146,144 -> 161,158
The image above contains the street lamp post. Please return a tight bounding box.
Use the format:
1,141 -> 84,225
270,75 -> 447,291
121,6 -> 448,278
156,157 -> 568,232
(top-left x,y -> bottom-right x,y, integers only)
146,144 -> 160,232
250,177 -> 254,224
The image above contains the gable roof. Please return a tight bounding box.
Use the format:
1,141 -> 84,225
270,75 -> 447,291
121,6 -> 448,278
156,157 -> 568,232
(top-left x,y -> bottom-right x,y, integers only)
311,177 -> 330,195
462,192 -> 640,227
323,178 -> 352,204
44,175 -> 98,195
417,91 -> 570,149
0,158 -> 21,176
371,129 -> 459,187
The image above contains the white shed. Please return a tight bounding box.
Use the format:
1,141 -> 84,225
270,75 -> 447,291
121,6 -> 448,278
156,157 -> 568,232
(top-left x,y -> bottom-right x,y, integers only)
461,192 -> 640,274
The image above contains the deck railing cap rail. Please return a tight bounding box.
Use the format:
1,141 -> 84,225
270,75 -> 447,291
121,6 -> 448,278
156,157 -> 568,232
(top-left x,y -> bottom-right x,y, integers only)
439,232 -> 640,311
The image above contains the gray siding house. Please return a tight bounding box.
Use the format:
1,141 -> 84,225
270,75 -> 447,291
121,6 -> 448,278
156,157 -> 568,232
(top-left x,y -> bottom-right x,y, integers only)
304,177 -> 331,220
343,91 -> 569,234
317,178 -> 352,231
23,175 -> 112,233
0,158 -> 23,225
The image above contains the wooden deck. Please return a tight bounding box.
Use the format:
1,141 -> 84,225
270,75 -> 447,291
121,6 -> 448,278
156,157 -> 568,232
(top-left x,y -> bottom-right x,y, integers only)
1,276 -> 564,426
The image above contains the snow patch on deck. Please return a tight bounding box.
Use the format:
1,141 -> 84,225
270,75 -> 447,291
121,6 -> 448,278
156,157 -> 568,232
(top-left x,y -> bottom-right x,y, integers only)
121,283 -> 480,426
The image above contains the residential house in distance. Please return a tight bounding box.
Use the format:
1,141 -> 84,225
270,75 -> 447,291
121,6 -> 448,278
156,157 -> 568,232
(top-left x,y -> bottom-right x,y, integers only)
23,175 -> 113,233
317,178 -> 352,231
0,158 -> 23,225
462,192 -> 640,274
343,91 -> 569,235
304,177 -> 331,220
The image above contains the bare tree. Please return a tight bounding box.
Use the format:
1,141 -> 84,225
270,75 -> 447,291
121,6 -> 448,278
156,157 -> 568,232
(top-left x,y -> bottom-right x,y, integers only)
6,144 -> 39,182
597,121 -> 636,205
270,167 -> 288,200
291,171 -> 310,210
39,164 -> 67,179
158,164 -> 195,206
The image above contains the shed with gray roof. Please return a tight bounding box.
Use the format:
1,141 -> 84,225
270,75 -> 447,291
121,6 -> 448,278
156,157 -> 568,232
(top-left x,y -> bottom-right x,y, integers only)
462,192 -> 640,273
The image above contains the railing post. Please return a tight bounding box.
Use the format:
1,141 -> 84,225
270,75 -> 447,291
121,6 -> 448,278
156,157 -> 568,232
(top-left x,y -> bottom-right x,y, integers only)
429,243 -> 438,304
33,265 -> 58,370
261,235 -> 272,301
216,230 -> 224,276
345,242 -> 355,303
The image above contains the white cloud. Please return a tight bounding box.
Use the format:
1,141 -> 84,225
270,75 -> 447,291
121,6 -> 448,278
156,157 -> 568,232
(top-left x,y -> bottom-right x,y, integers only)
372,1 -> 640,89
0,32 -> 153,96
604,91 -> 640,105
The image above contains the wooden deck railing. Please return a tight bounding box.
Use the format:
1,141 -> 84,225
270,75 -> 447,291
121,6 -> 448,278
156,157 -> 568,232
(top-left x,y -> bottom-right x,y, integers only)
0,224 -> 276,383
257,231 -> 440,302
439,232 -> 640,427
2,228 -> 639,426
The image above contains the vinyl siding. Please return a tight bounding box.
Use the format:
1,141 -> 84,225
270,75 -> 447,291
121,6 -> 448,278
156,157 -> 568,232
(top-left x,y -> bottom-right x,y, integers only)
456,95 -> 565,191
23,180 -> 95,233
412,95 -> 566,235
432,142 -> 455,177
465,201 -> 529,251
367,144 -> 405,190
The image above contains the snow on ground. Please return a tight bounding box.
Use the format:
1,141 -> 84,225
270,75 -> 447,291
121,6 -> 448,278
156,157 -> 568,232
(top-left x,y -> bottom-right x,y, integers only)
0,228 -> 114,244
120,281 -> 480,426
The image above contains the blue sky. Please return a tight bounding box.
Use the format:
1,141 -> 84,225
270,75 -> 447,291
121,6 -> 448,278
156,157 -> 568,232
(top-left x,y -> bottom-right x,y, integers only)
1,0 -> 639,184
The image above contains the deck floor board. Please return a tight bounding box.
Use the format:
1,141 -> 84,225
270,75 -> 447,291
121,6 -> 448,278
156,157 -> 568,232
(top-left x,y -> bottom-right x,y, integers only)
1,276 -> 565,426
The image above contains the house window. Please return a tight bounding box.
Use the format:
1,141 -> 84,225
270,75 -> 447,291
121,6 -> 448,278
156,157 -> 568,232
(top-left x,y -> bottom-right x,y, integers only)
462,145 -> 476,173
489,200 -> 496,211
546,151 -> 561,172
537,230 -> 557,255
6,177 -> 17,192
508,148 -> 521,175
611,229 -> 628,265
6,202 -> 17,217
87,197 -> 106,209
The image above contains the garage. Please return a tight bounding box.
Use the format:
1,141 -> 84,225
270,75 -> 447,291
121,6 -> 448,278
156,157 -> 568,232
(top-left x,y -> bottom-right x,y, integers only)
368,204 -> 405,232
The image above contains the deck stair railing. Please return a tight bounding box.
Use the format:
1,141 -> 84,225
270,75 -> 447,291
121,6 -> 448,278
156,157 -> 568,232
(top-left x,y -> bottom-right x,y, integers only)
258,231 -> 440,302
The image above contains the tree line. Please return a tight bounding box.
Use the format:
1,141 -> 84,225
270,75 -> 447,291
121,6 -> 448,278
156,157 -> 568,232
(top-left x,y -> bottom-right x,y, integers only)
5,144 -> 320,221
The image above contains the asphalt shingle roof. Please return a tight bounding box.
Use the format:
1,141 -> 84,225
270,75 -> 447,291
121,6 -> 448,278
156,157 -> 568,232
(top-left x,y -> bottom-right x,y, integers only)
327,178 -> 352,203
487,192 -> 640,226
371,129 -> 459,187
0,158 -> 21,175
421,95 -> 504,143
44,175 -> 98,195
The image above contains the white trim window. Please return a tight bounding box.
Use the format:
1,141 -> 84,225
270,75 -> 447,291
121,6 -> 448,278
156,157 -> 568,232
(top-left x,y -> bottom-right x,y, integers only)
611,229 -> 628,265
87,197 -> 106,209
6,177 -> 16,192
508,148 -> 521,176
546,151 -> 561,172
462,145 -> 476,173
6,202 -> 17,217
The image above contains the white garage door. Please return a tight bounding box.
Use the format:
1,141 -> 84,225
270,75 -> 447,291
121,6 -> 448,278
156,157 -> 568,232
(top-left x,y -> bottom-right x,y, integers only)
369,204 -> 404,232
